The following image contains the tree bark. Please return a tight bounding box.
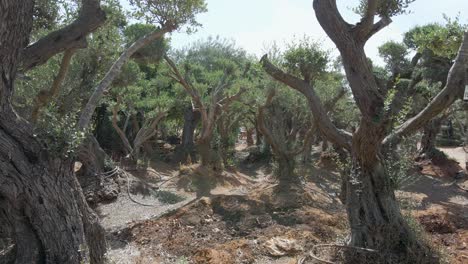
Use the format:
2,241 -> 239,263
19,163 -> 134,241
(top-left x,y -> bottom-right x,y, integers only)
344,156 -> 436,262
0,1 -> 106,263
246,128 -> 254,146
175,106 -> 200,163
31,49 -> 76,122
420,117 -> 444,158
0,110 -> 106,263
20,0 -> 106,71
76,136 -> 107,187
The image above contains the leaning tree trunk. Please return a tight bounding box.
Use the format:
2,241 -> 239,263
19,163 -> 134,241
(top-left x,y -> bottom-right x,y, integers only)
420,117 -> 443,158
0,110 -> 106,263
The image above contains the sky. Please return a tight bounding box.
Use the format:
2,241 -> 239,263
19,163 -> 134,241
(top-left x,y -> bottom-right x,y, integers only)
123,0 -> 468,66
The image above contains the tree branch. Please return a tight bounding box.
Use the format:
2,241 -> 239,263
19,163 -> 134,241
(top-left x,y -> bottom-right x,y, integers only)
78,26 -> 175,130
219,87 -> 246,111
261,55 -> 352,150
111,97 -> 133,155
384,31 -> 468,146
362,16 -> 392,42
353,0 -> 378,39
286,126 -> 315,156
257,89 -> 282,154
164,55 -> 203,108
30,49 -> 76,122
313,0 -> 386,121
21,0 -> 106,71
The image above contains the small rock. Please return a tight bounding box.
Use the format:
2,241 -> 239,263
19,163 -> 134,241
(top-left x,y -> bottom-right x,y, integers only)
264,237 -> 303,257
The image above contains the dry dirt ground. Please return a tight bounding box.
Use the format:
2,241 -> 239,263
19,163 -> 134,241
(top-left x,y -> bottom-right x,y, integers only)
104,148 -> 468,264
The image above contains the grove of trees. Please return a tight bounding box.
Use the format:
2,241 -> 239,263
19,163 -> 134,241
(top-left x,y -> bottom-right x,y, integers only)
0,0 -> 466,263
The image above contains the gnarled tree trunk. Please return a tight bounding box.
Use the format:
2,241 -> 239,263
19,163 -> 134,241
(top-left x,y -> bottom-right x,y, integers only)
345,155 -> 433,262
0,110 -> 106,263
0,1 -> 106,262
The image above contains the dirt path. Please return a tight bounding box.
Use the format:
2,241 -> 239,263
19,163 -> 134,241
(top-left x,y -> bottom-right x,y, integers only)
397,146 -> 468,263
101,148 -> 468,263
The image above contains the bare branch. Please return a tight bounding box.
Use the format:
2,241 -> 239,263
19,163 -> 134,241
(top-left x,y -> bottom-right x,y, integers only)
257,89 -> 282,154
21,0 -> 106,71
136,112 -> 167,146
384,31 -> 468,146
261,55 -> 352,150
112,97 -> 133,155
362,16 -> 392,42
219,87 -> 246,111
78,26 -> 175,130
353,0 -> 378,39
314,0 -> 386,120
31,49 -> 76,122
164,55 -> 203,108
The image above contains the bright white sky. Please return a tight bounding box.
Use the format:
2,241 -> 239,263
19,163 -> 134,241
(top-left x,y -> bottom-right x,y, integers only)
123,0 -> 468,65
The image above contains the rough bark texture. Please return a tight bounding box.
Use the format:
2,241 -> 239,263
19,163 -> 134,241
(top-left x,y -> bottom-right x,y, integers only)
311,1 -> 467,260
0,1 -> 106,263
20,0 -> 106,71
261,0 -> 468,260
277,155 -> 300,191
76,136 -> 107,191
344,160 -> 431,263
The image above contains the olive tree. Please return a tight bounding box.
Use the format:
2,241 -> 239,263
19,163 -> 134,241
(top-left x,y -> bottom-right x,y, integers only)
262,0 -> 468,261
0,0 -> 206,262
164,38 -> 248,171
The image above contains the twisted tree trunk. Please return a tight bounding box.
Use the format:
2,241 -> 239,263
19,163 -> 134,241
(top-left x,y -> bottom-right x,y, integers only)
0,110 -> 106,263
0,1 -> 106,262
